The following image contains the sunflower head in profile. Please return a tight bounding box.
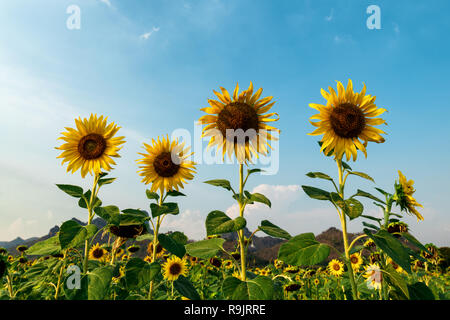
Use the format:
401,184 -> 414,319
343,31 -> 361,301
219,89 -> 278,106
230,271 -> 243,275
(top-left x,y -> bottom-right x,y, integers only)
162,256 -> 188,281
327,259 -> 344,277
308,80 -> 387,161
89,243 -> 108,262
198,82 -> 280,164
56,114 -> 125,178
394,170 -> 424,221
136,135 -> 196,195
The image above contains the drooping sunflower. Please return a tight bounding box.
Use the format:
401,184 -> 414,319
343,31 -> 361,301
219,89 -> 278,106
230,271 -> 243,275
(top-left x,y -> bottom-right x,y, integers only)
88,243 -> 108,262
308,79 -> 387,161
162,256 -> 188,281
136,135 -> 196,195
349,252 -> 363,271
198,82 -> 280,163
56,114 -> 125,178
394,170 -> 424,221
327,259 -> 344,277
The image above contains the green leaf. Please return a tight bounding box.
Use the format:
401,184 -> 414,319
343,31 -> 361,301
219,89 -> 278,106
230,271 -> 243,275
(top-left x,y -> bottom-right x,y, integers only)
205,211 -> 246,236
204,179 -> 233,191
88,266 -> 113,300
63,273 -> 88,300
364,229 -> 411,274
125,258 -> 160,290
165,190 -> 186,197
362,222 -> 379,231
150,202 -> 179,218
222,276 -> 274,300
384,264 -> 409,299
59,220 -> 98,250
78,190 -> 102,210
352,189 -> 386,204
146,190 -> 160,201
158,234 -> 186,259
348,171 -> 375,183
26,235 -> 61,256
407,282 -> 435,300
245,192 -> 271,208
278,233 -> 330,266
94,206 -> 121,226
306,172 -> 333,181
258,220 -> 291,240
341,161 -> 352,171
375,187 -> 390,197
302,186 -> 331,201
56,184 -> 84,198
120,209 -> 150,225
174,275 -> 201,300
169,231 -> 188,245
344,198 -> 364,220
247,168 -> 265,175
97,178 -> 116,187
401,232 -> 430,253
185,238 -> 225,259
361,215 -> 382,223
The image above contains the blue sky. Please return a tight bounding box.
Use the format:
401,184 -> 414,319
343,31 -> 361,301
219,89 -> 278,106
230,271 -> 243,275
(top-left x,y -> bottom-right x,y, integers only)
0,0 -> 449,246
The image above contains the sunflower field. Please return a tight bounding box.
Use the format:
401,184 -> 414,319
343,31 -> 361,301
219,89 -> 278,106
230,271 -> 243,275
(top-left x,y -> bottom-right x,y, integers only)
1,81 -> 449,301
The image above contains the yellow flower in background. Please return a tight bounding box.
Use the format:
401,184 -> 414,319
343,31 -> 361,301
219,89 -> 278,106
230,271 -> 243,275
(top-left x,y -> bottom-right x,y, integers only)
308,79 -> 387,161
396,170 -> 424,221
349,252 -> 363,271
386,257 -> 407,275
136,135 -> 196,195
327,259 -> 344,277
363,263 -> 383,290
162,256 -> 188,281
198,82 -> 280,163
56,114 -> 125,178
88,243 -> 108,262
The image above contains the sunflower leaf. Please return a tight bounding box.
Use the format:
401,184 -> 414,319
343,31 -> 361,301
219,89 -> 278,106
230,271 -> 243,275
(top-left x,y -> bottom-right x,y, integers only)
348,171 -> 375,183
174,275 -> 201,300
150,202 -> 179,218
259,220 -> 291,240
302,186 -> 331,201
146,190 -> 160,201
94,206 -> 121,226
185,238 -> 225,259
205,211 -> 246,236
204,179 -> 233,192
344,198 -> 364,220
56,184 -> 84,198
306,172 -> 333,181
246,192 -> 271,208
88,266 -> 113,300
125,258 -> 160,290
59,220 -> 98,250
222,276 -> 274,300
158,234 -> 186,259
352,189 -> 386,205
278,233 -> 330,266
165,190 -> 186,197
78,190 -> 102,210
97,177 -> 116,187
341,161 -> 352,171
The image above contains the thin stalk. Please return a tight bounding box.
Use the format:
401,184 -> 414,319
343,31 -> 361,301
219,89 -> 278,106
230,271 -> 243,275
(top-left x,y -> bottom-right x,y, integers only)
83,174 -> 99,274
54,251 -> 67,300
336,158 -> 359,300
238,164 -> 247,281
148,192 -> 164,300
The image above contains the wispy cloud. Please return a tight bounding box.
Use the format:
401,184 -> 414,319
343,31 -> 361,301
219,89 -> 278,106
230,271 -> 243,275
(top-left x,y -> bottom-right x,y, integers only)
325,8 -> 334,22
99,0 -> 112,7
140,26 -> 160,40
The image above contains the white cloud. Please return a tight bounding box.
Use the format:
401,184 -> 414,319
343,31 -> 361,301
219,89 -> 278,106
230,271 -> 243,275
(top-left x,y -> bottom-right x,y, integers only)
140,27 -> 160,40
160,209 -> 206,240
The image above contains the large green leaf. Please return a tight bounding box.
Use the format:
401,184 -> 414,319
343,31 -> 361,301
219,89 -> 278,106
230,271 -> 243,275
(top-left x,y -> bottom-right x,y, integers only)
352,189 -> 386,204
165,190 -> 186,197
150,202 -> 179,218
306,172 -> 333,181
384,264 -> 409,299
205,211 -> 246,236
174,275 -> 200,300
204,179 -> 233,191
185,238 -> 225,259
88,266 -> 113,300
63,273 -> 88,300
97,177 -> 116,187
59,220 -> 98,250
222,276 -> 273,300
120,209 -> 150,225
56,184 -> 84,198
258,220 -> 291,240
278,233 -> 330,266
407,282 -> 435,300
244,192 -> 271,208
302,186 -> 331,201
158,234 -> 186,259
78,190 -> 102,210
169,231 -> 188,245
125,258 -> 160,290
344,198 -> 364,220
26,235 -> 61,256
146,190 -> 159,201
347,171 -> 375,183
364,229 -> 411,274
94,206 -> 120,225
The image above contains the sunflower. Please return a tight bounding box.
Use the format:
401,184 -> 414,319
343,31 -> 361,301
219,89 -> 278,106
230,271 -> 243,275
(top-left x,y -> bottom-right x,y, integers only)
363,264 -> 383,290
147,242 -> 165,259
198,82 -> 280,163
136,135 -> 196,195
386,257 -> 407,274
56,114 -> 125,178
162,256 -> 188,281
327,259 -> 344,277
308,79 -> 387,161
394,171 -> 424,221
349,252 -> 363,271
89,243 -> 107,262
313,278 -> 320,286
223,260 -> 233,270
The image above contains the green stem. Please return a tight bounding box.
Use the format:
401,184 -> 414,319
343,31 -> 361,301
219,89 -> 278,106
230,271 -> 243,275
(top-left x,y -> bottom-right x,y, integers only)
238,164 -> 247,281
54,251 -> 67,300
83,174 -> 100,274
336,158 -> 359,300
148,192 -> 164,300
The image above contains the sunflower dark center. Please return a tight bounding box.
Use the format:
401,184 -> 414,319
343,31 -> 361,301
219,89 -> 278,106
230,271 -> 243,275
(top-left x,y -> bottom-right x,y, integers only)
350,256 -> 358,264
329,103 -> 366,139
78,133 -> 107,160
217,102 -> 259,142
92,248 -> 104,259
153,152 -> 180,177
333,264 -> 341,271
169,263 -> 182,275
